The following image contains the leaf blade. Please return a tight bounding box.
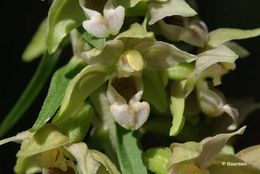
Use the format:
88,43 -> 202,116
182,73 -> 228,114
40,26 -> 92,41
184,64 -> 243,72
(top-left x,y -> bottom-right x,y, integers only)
31,59 -> 82,131
0,50 -> 61,137
116,126 -> 148,174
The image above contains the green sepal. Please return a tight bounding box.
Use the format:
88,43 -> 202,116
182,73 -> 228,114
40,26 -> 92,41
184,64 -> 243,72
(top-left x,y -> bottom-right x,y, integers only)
167,63 -> 194,80
169,80 -> 186,136
47,0 -> 85,54
17,124 -> 70,157
148,0 -> 197,25
54,103 -> 94,143
14,156 -> 41,174
142,70 -> 168,112
208,154 -> 260,174
22,19 -> 47,62
54,65 -> 113,122
208,28 -> 260,48
237,145 -> 260,170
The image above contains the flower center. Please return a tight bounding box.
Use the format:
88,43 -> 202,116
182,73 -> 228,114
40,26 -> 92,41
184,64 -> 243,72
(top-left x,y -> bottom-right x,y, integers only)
124,50 -> 144,71
112,77 -> 137,102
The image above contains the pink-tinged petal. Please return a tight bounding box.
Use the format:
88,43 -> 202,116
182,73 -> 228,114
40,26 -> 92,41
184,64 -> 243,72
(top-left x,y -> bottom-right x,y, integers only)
104,2 -> 125,35
110,101 -> 150,130
130,101 -> 150,129
110,104 -> 136,129
82,15 -> 110,38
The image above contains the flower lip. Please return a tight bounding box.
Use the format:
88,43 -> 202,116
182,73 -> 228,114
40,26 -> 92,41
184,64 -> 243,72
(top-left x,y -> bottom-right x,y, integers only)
163,15 -> 185,27
84,0 -> 107,12
111,77 -> 137,102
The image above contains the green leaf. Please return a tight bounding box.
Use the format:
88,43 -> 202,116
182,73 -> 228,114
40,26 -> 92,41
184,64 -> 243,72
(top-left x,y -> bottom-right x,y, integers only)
142,70 -> 168,112
167,63 -> 194,80
196,45 -> 238,77
17,124 -> 70,157
116,126 -> 148,174
237,145 -> 260,170
54,65 -> 113,122
170,80 -> 186,136
54,103 -> 94,142
208,28 -> 260,48
143,148 -> 171,174
81,31 -> 106,49
0,50 -> 61,138
22,19 -> 47,62
31,58 -> 83,132
149,0 -> 197,25
47,0 -> 85,54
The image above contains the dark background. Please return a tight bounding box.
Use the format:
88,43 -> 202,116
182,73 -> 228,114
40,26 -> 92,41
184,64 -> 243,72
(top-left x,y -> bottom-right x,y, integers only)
0,0 -> 260,173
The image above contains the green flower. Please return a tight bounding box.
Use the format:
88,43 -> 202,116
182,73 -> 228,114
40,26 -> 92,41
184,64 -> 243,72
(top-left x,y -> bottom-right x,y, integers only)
144,126 -> 260,174
81,23 -> 196,130
0,125 -> 120,174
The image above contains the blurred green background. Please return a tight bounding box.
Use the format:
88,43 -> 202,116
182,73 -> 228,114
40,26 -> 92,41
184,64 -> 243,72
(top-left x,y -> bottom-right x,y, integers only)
0,0 -> 260,173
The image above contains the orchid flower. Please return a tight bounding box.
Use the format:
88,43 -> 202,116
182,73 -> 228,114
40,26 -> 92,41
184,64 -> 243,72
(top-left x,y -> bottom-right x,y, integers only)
0,125 -> 119,174
81,23 -> 196,130
144,126 -> 260,174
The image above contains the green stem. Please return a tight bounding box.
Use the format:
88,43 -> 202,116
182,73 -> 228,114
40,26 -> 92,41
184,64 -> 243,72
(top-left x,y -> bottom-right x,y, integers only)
0,50 -> 61,137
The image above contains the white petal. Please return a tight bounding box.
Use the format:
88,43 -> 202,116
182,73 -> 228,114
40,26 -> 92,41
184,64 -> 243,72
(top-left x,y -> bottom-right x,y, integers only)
104,4 -> 125,35
130,101 -> 150,129
110,104 -> 135,129
82,15 -> 110,38
129,90 -> 143,105
110,101 -> 150,130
